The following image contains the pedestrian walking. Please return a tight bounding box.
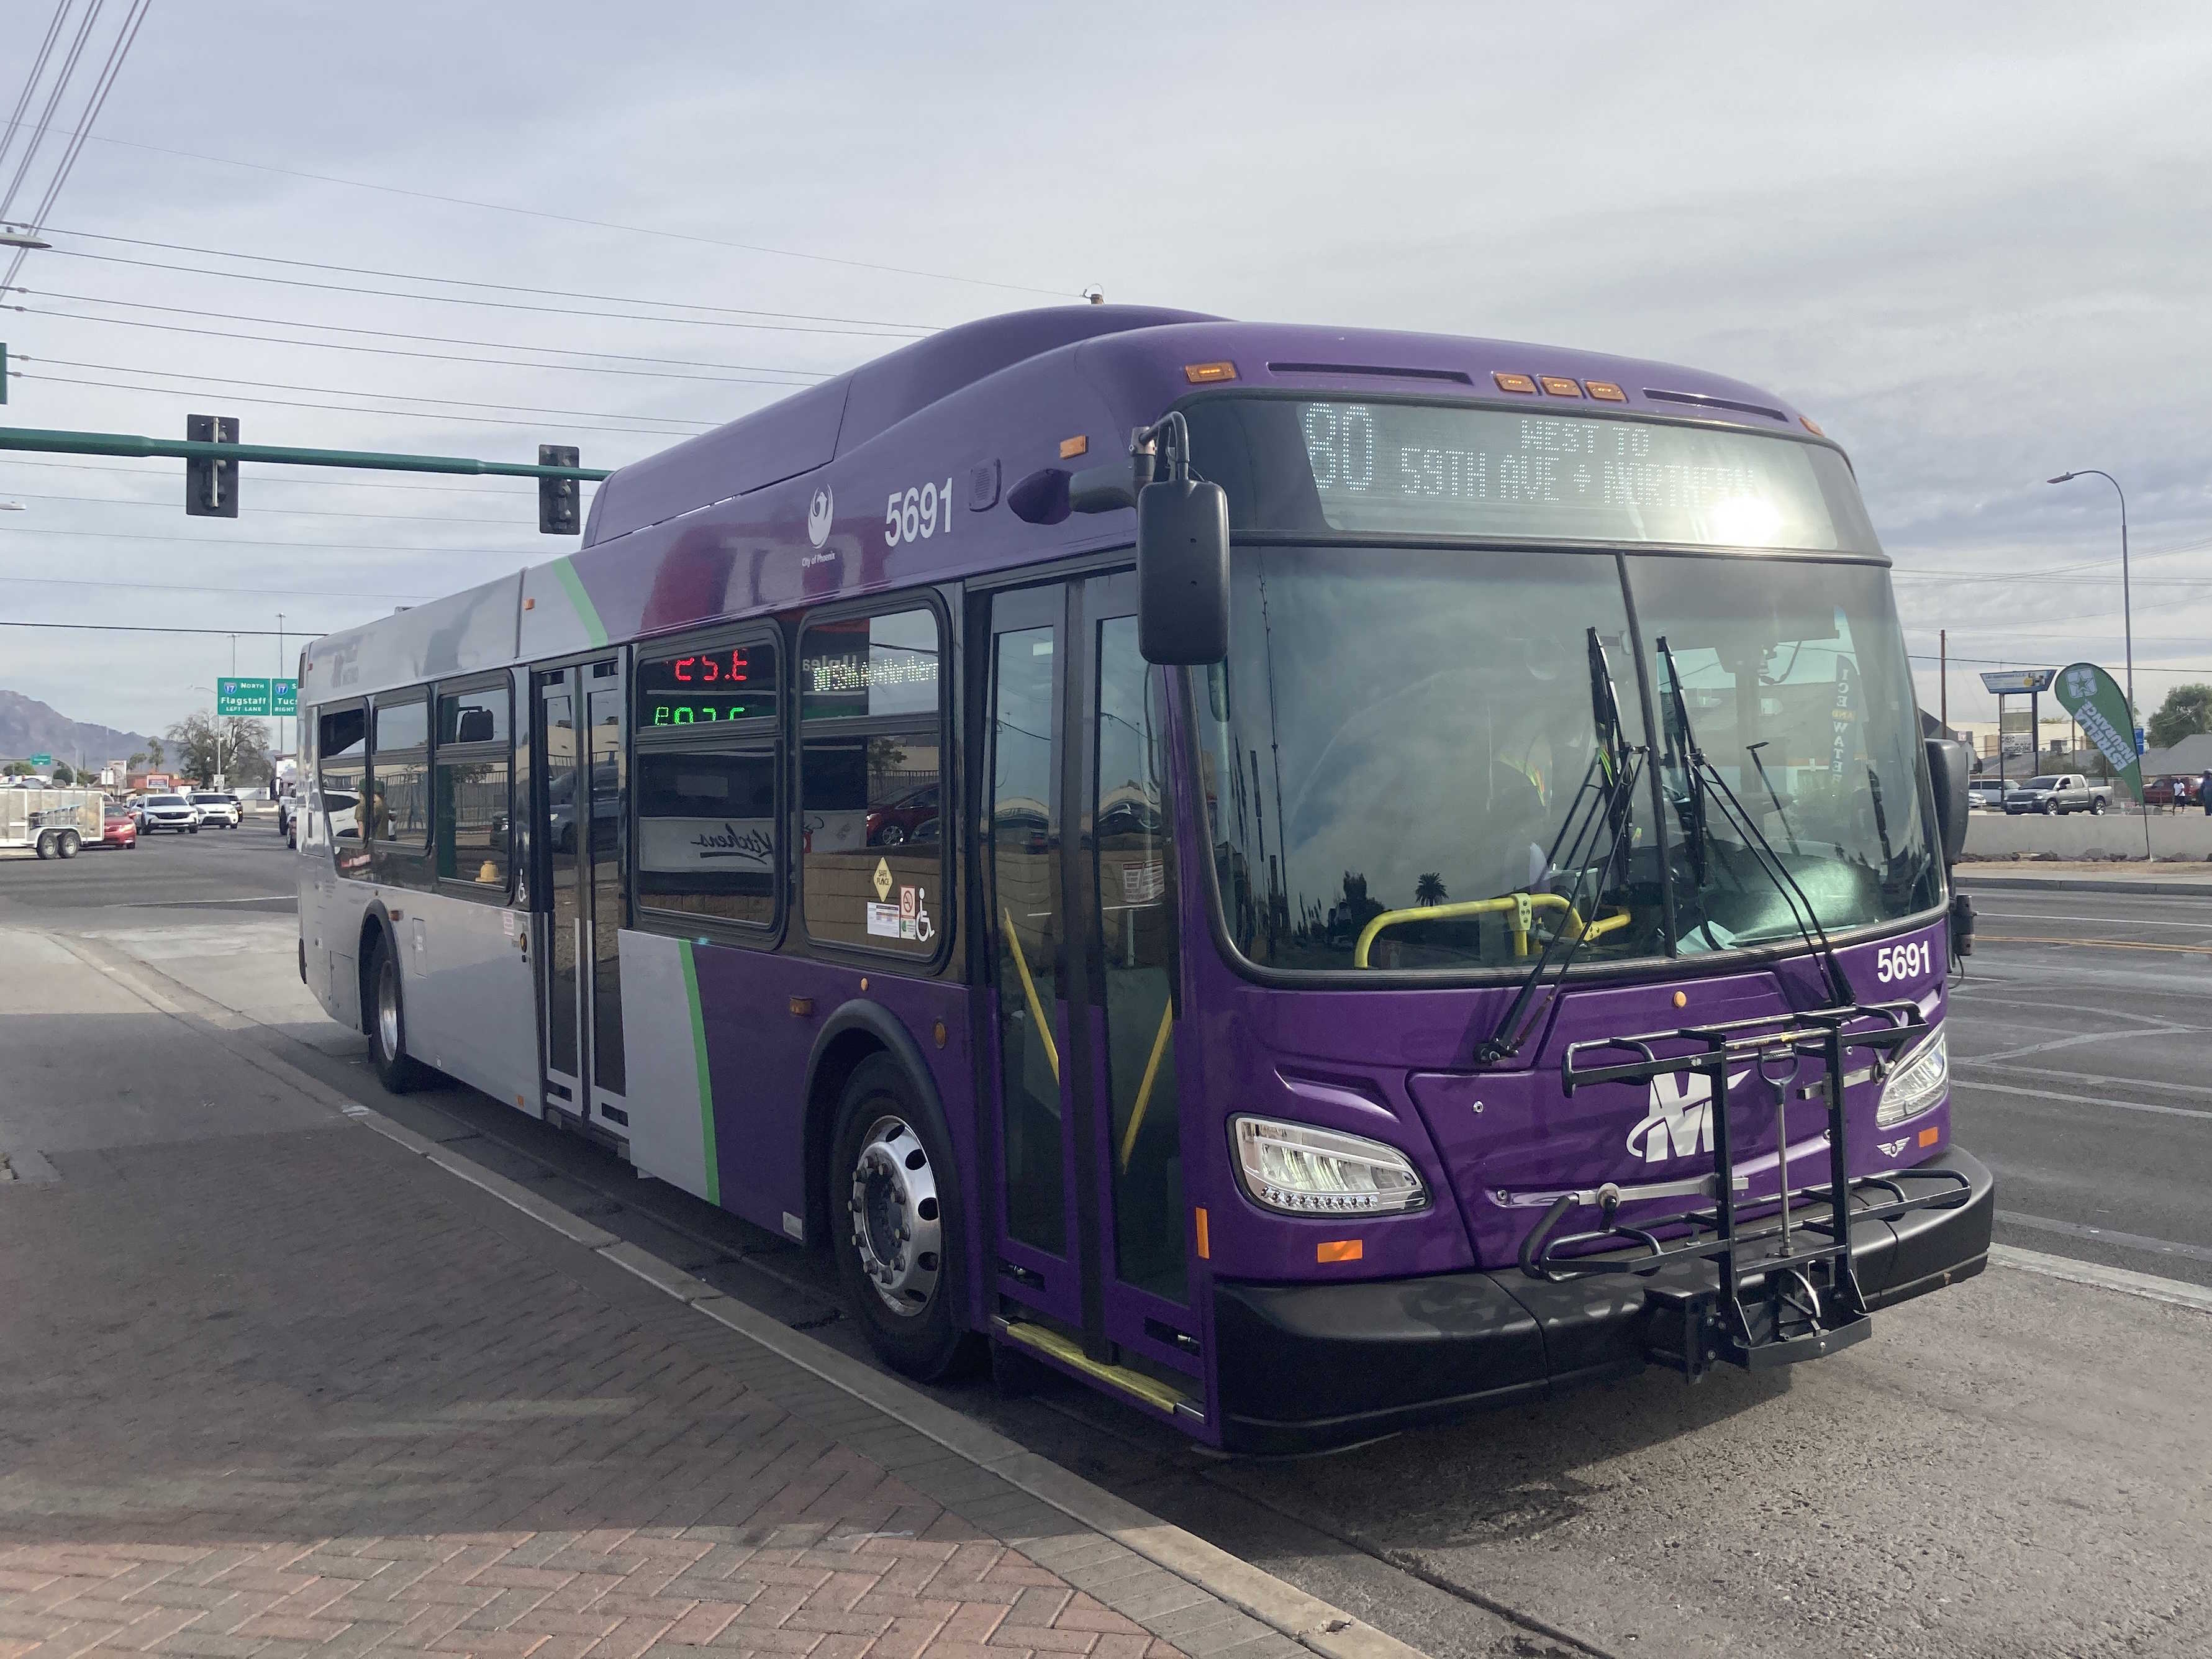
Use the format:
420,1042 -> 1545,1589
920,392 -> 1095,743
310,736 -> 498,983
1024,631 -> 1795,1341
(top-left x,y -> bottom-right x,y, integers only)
2200,768 -> 2212,816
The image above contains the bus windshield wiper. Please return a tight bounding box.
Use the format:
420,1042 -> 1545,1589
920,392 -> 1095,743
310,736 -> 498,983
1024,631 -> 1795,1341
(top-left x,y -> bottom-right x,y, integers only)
1474,629 -> 1647,1065
1657,636 -> 1854,1009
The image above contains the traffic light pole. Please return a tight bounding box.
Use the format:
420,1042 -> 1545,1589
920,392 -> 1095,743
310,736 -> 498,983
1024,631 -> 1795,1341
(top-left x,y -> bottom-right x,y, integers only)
0,423 -> 611,483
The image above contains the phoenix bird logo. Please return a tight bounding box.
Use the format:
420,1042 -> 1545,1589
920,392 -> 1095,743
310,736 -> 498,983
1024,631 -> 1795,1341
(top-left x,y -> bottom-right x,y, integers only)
806,486 -> 834,549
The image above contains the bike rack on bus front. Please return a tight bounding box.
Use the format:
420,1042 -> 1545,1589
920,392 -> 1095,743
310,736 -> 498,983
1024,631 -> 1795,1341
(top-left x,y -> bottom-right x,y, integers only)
1524,1003 -> 1973,1378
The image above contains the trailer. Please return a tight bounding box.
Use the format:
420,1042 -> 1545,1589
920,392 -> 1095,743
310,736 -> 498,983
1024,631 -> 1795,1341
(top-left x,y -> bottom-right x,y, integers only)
0,788 -> 102,859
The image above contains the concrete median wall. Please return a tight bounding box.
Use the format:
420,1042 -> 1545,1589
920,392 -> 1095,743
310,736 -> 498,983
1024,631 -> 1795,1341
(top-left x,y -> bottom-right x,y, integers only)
1965,809 -> 2212,861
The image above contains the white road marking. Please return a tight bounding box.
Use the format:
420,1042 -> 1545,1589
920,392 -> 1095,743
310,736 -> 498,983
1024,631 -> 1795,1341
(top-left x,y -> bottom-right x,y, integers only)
1969,1063 -> 2212,1101
1990,1243 -> 2212,1319
1973,910 -> 2212,929
1998,1209 -> 2212,1266
1967,1026 -> 2192,1064
1954,1075 -> 2212,1121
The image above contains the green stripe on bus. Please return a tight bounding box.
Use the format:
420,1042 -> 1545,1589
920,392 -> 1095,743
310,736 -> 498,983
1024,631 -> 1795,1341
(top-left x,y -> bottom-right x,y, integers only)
550,557 -> 609,648
679,940 -> 718,1205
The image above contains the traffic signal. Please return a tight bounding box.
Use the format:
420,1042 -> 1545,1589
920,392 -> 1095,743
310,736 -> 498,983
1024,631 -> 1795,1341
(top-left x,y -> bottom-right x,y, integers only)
186,414 -> 239,517
539,444 -> 581,534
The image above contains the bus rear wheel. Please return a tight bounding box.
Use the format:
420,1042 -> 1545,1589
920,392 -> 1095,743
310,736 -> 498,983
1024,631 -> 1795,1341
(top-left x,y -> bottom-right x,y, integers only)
829,1056 -> 978,1381
366,935 -> 428,1094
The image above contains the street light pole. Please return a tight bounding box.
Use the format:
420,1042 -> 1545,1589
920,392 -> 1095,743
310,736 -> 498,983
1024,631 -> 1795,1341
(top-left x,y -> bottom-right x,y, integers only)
2047,468 -> 2134,745
2049,468 -> 2151,858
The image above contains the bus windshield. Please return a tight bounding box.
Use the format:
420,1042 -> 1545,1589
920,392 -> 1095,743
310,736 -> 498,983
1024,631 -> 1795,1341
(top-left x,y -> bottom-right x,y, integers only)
1196,546 -> 1938,975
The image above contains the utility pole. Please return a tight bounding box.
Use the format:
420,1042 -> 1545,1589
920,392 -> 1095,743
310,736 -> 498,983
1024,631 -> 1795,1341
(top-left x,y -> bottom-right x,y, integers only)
1939,629 -> 1947,734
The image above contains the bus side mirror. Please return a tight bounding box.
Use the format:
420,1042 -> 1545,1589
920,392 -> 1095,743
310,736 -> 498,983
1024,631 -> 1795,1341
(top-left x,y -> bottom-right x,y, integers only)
1137,478 -> 1229,665
1924,737 -> 1971,868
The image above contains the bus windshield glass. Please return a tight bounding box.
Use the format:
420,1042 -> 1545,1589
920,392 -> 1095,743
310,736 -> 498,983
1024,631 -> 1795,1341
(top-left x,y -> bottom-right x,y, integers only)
1196,547 -> 1938,975
1186,396 -> 1877,552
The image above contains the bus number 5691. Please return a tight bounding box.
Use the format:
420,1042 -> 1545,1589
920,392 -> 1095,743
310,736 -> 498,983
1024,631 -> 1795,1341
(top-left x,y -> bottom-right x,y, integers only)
885,478 -> 954,547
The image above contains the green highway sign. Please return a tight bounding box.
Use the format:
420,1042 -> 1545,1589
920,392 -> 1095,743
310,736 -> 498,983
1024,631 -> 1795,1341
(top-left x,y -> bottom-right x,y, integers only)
217,677 -> 273,717
30,753 -> 50,767
273,678 -> 297,716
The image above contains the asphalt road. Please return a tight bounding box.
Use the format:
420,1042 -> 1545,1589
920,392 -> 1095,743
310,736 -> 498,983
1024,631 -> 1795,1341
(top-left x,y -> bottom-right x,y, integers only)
7,833 -> 2210,1659
1951,878 -> 2212,1291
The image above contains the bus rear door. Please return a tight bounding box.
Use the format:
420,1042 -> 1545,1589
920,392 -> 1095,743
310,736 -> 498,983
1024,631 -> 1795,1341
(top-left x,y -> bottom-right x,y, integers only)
534,658 -> 632,1135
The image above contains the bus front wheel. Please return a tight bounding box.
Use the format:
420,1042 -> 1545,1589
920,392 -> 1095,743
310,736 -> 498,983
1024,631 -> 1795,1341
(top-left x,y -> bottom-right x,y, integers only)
829,1055 -> 979,1381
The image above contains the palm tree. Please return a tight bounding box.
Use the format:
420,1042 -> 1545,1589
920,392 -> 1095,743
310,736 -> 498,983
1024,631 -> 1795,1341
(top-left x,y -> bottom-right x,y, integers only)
1415,872 -> 1448,906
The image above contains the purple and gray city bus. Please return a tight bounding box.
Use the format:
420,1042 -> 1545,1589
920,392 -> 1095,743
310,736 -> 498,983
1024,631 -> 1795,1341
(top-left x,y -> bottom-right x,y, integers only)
296,306 -> 1990,1450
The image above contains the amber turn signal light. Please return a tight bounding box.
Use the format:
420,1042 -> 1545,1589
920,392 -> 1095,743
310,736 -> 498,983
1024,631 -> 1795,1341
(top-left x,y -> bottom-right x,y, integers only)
1058,435 -> 1089,459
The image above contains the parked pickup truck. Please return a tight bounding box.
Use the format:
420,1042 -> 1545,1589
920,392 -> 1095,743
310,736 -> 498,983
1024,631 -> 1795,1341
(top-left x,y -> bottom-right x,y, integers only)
2003,773 -> 2114,815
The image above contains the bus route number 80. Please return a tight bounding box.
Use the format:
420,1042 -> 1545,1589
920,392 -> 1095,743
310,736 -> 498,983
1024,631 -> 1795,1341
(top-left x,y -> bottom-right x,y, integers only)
885,478 -> 955,548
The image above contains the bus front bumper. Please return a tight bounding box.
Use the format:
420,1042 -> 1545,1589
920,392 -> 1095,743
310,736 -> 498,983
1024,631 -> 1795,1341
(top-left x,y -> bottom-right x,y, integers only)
1212,1145 -> 1992,1453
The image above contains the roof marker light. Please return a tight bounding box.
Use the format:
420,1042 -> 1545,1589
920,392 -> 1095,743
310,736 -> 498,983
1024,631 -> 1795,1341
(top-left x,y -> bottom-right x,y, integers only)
1585,381 -> 1628,402
1058,435 -> 1089,459
1800,416 -> 1826,436
1492,371 -> 1538,394
1183,361 -> 1238,383
1539,376 -> 1582,398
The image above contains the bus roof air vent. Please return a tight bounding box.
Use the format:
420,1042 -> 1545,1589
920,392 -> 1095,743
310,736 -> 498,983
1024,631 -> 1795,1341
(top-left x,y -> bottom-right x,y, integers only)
1641,388 -> 1788,422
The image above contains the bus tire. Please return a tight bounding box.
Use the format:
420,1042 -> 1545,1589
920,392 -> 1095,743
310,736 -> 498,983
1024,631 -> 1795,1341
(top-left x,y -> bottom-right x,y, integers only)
829,1055 -> 979,1381
366,934 -> 428,1094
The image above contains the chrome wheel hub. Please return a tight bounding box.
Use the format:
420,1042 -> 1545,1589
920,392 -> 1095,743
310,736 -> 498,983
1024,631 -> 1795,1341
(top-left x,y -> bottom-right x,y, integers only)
848,1114 -> 943,1317
377,963 -> 401,1058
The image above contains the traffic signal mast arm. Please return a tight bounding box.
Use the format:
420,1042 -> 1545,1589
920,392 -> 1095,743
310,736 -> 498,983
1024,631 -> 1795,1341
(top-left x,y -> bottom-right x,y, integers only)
0,423 -> 611,482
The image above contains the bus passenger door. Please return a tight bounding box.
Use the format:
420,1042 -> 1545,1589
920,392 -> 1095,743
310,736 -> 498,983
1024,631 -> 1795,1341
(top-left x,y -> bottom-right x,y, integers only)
534,658 -> 630,1134
983,573 -> 1200,1417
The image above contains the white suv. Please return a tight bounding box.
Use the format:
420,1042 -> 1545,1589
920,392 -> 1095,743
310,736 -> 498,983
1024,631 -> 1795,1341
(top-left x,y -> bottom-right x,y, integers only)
137,793 -> 202,834
193,791 -> 243,829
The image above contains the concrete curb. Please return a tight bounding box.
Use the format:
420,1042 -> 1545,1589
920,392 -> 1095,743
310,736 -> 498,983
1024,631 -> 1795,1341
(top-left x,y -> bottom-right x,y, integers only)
35,924 -> 1439,1659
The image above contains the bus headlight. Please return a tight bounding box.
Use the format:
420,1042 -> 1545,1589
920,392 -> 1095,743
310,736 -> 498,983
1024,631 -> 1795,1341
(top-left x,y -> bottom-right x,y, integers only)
1231,1116 -> 1427,1216
1876,1031 -> 1948,1128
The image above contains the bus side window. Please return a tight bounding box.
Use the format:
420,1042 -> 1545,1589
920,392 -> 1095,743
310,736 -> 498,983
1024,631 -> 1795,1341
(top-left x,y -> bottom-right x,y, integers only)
369,694 -> 432,890
318,704 -> 367,878
797,607 -> 946,959
633,632 -> 782,932
434,681 -> 514,891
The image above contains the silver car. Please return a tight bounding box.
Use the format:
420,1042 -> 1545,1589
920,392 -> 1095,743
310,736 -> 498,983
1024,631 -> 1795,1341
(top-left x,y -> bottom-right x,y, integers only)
137,793 -> 202,834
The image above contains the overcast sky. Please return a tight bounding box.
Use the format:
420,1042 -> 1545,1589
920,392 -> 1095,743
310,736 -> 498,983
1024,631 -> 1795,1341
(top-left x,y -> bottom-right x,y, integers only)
2,0 -> 2208,748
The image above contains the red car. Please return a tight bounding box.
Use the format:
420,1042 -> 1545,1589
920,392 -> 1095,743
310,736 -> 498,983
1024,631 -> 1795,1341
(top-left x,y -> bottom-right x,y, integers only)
98,806 -> 139,850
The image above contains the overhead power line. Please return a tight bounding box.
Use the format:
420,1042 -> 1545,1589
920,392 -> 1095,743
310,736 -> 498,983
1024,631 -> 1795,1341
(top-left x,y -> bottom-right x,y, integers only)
0,0 -> 106,227
39,225 -> 944,330
0,571 -> 432,601
0,619 -> 342,637
0,522 -> 538,557
14,300 -> 828,388
13,352 -> 717,428
11,367 -> 705,436
24,248 -> 934,338
0,4 -> 73,194
1,488 -> 547,526
0,118 -> 1071,298
1,1 -> 155,291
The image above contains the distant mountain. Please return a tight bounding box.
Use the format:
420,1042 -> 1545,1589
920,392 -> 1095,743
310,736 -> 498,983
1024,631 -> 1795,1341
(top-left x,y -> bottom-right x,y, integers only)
0,689 -> 150,769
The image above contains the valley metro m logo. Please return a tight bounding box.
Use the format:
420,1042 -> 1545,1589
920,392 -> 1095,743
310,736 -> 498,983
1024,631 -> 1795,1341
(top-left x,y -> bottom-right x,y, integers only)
1626,1068 -> 1752,1164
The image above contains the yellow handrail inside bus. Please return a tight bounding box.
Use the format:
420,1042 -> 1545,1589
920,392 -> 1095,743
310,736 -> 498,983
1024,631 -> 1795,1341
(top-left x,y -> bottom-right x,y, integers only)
1117,1001 -> 1177,1172
1353,892 -> 1629,966
1000,906 -> 1059,1083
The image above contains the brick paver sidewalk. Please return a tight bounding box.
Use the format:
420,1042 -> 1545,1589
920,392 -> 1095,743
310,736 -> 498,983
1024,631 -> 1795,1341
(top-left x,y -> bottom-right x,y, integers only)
0,933 -> 1296,1659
